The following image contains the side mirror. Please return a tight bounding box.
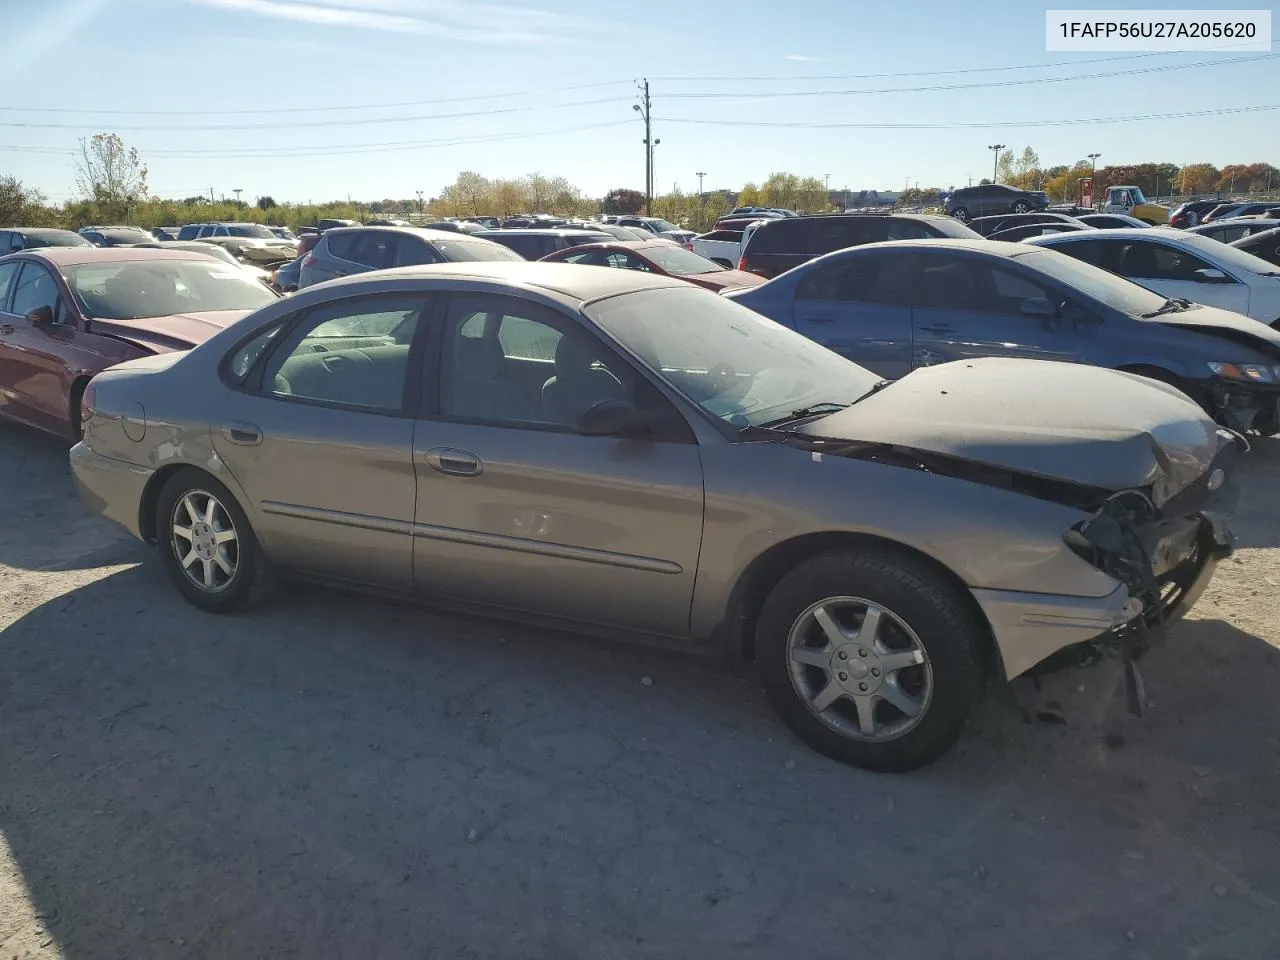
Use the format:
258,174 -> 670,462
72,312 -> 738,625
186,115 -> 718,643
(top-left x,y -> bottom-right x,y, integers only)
26,305 -> 54,327
1020,296 -> 1057,319
1193,268 -> 1230,283
578,399 -> 649,438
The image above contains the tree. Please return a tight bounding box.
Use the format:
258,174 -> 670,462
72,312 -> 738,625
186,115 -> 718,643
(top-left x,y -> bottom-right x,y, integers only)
995,149 -> 1015,184
737,183 -> 762,207
601,188 -> 645,215
256,195 -> 278,210
797,176 -> 828,214
0,175 -> 47,227
74,133 -> 148,221
1178,163 -> 1219,195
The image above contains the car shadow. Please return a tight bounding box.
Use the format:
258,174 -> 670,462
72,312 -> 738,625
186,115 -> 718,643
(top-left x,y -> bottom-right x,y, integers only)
0,422 -> 141,572
1229,434 -> 1280,550
2,567 -> 1279,959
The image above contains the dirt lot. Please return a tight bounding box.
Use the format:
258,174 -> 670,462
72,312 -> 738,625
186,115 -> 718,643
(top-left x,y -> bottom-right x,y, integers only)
1,421 -> 1278,960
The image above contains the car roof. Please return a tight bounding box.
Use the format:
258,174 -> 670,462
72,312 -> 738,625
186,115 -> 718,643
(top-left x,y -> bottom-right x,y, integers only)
12,227 -> 82,237
553,240 -> 663,252
307,260 -> 688,302
323,225 -> 487,241
14,247 -> 221,267
474,228 -> 611,237
1031,227 -> 1177,242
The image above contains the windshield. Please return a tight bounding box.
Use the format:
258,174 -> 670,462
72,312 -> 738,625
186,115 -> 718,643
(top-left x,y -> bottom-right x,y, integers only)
643,245 -> 724,275
926,218 -> 982,239
586,286 -> 881,429
1174,231 -> 1280,276
647,219 -> 681,233
228,224 -> 277,239
1014,249 -> 1168,316
171,242 -> 240,265
101,229 -> 151,244
433,238 -> 525,262
28,231 -> 92,248
1129,187 -> 1147,204
64,260 -> 278,320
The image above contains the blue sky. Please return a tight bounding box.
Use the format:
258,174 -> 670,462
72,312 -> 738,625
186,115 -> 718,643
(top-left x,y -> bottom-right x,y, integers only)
1,0 -> 1276,204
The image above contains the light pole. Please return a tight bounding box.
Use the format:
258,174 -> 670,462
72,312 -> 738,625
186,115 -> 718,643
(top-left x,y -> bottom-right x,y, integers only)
696,171 -> 706,198
1087,152 -> 1101,173
695,171 -> 706,226
987,144 -> 1005,184
233,188 -> 243,206
416,190 -> 424,213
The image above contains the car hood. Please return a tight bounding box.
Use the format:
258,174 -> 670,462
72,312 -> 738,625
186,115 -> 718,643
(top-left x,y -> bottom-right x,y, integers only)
1148,302 -> 1280,355
660,230 -> 696,240
91,309 -> 254,353
685,270 -> 764,291
796,358 -> 1222,506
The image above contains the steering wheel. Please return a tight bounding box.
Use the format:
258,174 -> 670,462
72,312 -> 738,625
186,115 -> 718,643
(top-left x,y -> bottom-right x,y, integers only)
706,363 -> 736,394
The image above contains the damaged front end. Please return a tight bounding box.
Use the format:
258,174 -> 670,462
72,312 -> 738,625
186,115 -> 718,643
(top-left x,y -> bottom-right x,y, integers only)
1051,440 -> 1237,712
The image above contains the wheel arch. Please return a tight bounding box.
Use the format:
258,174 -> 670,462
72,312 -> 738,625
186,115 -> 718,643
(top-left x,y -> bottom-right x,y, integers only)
138,462 -> 251,544
722,531 -> 1002,677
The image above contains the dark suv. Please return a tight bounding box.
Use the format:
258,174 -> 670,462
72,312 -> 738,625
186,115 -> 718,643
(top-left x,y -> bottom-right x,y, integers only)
297,226 -> 523,289
472,229 -> 613,260
0,228 -> 92,253
737,214 -> 980,279
944,184 -> 1050,222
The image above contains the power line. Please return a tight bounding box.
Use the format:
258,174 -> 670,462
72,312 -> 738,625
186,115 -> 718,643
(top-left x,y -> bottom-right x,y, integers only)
651,41 -> 1272,82
0,95 -> 634,131
661,55 -> 1274,100
0,79 -> 634,117
654,103 -> 1280,129
0,120 -> 636,160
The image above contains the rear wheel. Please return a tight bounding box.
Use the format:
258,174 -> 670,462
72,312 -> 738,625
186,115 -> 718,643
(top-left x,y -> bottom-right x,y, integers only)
950,207 -> 970,222
757,548 -> 984,772
156,468 -> 271,613
1013,201 -> 1031,214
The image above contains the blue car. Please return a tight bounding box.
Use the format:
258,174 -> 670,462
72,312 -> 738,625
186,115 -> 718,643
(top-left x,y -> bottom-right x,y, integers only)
725,239 -> 1280,435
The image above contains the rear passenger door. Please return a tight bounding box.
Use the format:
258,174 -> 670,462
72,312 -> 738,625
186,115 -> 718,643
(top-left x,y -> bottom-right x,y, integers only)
790,253 -> 914,378
213,293 -> 432,588
909,252 -> 1080,367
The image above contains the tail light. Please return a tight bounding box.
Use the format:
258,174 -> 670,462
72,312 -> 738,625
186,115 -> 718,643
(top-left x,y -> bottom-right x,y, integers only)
684,241 -> 694,251
79,378 -> 98,427
302,253 -> 316,268
737,256 -> 747,271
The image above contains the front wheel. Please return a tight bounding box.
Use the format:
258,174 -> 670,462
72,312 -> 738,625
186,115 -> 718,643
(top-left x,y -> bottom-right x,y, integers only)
757,548 -> 984,772
156,468 -> 271,613
950,207 -> 970,222
1012,201 -> 1031,214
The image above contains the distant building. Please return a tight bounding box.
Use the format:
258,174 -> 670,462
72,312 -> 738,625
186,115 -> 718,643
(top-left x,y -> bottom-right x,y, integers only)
831,189 -> 900,210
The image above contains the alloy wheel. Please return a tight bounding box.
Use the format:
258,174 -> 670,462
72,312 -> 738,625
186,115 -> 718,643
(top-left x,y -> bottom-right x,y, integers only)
171,489 -> 239,593
786,596 -> 933,741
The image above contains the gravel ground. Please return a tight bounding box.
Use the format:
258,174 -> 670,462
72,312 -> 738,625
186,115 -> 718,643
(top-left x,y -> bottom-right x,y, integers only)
1,421 -> 1278,960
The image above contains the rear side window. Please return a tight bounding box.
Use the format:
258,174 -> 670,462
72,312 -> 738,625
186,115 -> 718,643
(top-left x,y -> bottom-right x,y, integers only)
700,230 -> 743,242
1043,239 -> 1115,269
487,235 -> 547,259
348,232 -> 397,269
177,225 -> 202,241
325,232 -> 359,260
745,219 -> 807,254
433,238 -> 524,262
797,255 -> 908,304
886,219 -> 933,241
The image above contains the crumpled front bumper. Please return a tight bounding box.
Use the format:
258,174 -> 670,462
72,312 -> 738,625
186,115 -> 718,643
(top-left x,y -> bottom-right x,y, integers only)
1206,377 -> 1280,435
974,512 -> 1232,681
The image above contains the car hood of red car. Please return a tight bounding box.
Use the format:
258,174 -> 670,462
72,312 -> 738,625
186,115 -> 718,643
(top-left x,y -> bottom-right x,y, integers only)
684,269 -> 764,291
90,309 -> 255,353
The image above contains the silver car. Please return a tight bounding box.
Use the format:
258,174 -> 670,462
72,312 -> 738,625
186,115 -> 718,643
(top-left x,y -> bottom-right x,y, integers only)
70,263 -> 1235,771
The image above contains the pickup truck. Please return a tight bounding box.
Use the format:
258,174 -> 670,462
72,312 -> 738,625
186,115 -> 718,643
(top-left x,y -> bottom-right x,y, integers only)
690,228 -> 746,268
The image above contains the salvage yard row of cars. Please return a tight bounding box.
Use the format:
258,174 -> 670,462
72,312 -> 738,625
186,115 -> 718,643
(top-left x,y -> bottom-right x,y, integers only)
1,197 -> 1275,772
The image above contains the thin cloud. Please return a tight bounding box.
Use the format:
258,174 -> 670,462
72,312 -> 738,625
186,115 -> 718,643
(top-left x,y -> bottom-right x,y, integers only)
0,0 -> 110,71
785,54 -> 823,62
186,0 -> 570,43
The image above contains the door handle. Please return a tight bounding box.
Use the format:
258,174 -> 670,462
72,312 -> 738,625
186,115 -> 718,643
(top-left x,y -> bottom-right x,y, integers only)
424,446 -> 482,477
222,422 -> 262,445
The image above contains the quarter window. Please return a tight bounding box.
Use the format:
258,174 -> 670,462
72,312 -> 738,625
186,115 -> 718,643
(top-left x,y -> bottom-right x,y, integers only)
348,232 -> 397,269
264,295 -> 426,412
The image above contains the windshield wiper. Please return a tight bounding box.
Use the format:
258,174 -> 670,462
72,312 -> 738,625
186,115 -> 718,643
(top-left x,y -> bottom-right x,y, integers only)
1143,298 -> 1192,317
758,401 -> 852,428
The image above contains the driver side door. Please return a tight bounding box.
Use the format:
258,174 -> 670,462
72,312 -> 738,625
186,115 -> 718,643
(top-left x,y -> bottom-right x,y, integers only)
410,293 -> 705,638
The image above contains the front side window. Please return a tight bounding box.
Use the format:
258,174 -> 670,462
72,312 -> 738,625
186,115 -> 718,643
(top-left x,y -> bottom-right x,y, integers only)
913,254 -> 1053,313
64,260 -> 278,319
439,295 -> 628,429
1114,242 -> 1218,282
587,286 -> 881,429
265,295 -> 425,411
11,263 -> 61,318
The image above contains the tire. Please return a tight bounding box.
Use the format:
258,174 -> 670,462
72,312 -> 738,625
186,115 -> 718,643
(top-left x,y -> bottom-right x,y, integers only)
756,547 -> 984,772
155,468 -> 273,613
950,207 -> 969,222
1013,201 -> 1031,214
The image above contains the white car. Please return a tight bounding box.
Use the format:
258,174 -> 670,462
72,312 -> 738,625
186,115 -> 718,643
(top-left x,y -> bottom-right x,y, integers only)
616,216 -> 697,246
1028,228 -> 1280,327
1187,217 -> 1280,245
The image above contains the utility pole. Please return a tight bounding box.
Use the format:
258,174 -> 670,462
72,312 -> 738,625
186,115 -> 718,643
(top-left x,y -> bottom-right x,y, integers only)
233,187 -> 243,206
634,79 -> 654,215
987,144 -> 1005,184
696,171 -> 706,226
209,186 -> 215,204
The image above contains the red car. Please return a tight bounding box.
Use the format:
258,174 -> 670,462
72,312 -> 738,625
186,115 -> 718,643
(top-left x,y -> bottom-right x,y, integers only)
0,247 -> 279,439
539,240 -> 764,292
